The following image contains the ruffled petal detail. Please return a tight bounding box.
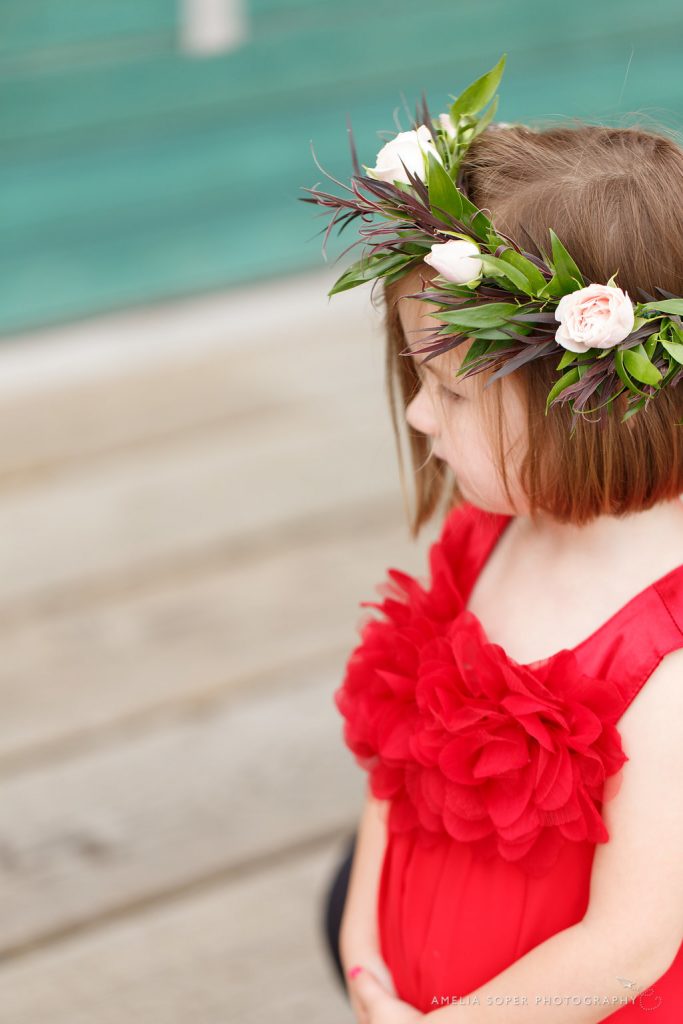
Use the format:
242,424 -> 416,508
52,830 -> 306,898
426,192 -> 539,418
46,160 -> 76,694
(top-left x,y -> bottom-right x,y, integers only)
334,505 -> 630,877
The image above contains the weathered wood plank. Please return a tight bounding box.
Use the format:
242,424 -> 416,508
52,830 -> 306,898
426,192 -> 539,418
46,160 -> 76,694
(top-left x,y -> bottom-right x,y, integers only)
0,503 -> 434,766
0,412 -> 405,612
0,660 -> 366,958
0,835 -> 354,1024
0,272 -> 376,478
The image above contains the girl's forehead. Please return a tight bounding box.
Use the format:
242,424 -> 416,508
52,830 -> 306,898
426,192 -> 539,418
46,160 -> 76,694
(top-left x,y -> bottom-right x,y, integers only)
407,334 -> 468,373
395,277 -> 472,377
398,290 -> 434,326
399,299 -> 445,350
414,351 -> 473,391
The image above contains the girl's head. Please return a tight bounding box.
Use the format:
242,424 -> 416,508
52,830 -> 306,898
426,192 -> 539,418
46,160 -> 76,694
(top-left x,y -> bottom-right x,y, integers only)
383,122 -> 683,536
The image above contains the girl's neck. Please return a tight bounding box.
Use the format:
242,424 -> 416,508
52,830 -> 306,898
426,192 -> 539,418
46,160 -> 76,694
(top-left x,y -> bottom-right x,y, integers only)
512,497 -> 683,569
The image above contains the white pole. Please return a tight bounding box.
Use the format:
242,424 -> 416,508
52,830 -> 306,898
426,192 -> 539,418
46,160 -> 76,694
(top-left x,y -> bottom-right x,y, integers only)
179,0 -> 249,56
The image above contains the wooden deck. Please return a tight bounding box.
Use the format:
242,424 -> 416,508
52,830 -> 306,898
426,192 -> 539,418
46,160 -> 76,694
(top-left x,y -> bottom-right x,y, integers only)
0,268 -> 439,1022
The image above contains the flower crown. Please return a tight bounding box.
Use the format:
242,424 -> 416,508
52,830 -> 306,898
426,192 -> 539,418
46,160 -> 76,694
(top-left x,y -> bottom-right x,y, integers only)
299,54 -> 683,432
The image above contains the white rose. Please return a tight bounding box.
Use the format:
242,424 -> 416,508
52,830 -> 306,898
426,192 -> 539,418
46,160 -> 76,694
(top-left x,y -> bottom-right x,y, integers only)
554,283 -> 635,354
423,238 -> 483,285
365,125 -> 441,185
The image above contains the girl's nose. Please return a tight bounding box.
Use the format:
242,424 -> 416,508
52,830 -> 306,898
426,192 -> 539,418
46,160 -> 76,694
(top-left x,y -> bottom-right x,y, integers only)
406,384 -> 439,440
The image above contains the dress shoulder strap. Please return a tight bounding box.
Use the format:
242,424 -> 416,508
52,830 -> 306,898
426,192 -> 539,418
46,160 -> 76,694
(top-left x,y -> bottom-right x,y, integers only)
572,567 -> 683,719
438,500 -> 509,598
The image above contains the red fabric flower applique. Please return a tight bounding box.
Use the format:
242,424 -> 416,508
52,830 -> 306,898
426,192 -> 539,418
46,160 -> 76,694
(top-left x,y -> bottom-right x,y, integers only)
335,537 -> 629,878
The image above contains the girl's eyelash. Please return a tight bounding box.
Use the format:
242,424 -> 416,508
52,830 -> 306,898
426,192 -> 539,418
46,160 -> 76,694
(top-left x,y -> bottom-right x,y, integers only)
415,367 -> 462,401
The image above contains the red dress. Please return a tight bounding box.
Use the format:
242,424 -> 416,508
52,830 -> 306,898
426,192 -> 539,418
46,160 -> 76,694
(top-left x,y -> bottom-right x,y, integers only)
334,500 -> 683,1019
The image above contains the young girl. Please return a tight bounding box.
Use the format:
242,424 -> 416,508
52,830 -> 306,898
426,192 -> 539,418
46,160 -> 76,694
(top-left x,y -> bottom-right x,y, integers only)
304,59 -> 683,1023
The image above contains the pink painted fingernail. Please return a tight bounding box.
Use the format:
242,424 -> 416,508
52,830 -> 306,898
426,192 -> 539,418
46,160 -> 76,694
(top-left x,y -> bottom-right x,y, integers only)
347,966 -> 363,980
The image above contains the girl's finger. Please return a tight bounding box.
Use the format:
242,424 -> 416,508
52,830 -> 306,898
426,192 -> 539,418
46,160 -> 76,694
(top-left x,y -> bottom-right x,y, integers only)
348,966 -> 390,1012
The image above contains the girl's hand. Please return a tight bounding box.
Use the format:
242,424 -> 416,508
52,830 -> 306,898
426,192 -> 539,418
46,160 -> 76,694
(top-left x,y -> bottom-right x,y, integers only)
340,943 -> 398,1024
347,964 -> 424,1024
344,951 -> 396,1024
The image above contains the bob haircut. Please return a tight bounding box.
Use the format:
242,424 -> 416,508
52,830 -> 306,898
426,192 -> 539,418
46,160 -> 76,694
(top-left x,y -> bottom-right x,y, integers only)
381,120 -> 683,538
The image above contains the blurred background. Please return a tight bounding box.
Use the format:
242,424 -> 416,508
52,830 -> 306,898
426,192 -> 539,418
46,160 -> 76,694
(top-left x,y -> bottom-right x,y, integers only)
0,2 -> 681,1021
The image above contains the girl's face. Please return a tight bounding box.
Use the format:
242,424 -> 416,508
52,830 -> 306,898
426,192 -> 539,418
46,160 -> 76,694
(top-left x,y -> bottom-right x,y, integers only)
395,269 -> 530,516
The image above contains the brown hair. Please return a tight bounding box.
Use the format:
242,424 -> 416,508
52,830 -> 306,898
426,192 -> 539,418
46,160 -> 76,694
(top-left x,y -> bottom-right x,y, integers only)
382,120 -> 683,537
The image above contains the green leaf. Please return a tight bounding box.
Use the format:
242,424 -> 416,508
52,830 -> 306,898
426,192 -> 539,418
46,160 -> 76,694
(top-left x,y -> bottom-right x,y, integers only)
496,249 -> 548,295
455,337 -> 515,377
478,337 -> 518,354
556,349 -> 577,372
614,350 -> 651,398
399,241 -> 433,256
449,54 -> 507,119
550,228 -> 586,289
643,334 -> 658,359
471,95 -> 499,140
462,327 -> 518,341
328,252 -> 414,295
554,348 -> 594,371
434,323 -> 519,342
430,281 -> 479,299
434,301 -> 520,329
660,337 -> 683,365
622,344 -> 662,386
390,181 -> 415,194
486,229 -> 509,250
621,396 -> 648,422
478,254 -> 533,295
426,152 -> 463,222
459,336 -> 491,368
639,299 -> 683,315
382,265 -> 414,287
455,191 -> 493,239
539,229 -> 586,298
545,366 -> 580,414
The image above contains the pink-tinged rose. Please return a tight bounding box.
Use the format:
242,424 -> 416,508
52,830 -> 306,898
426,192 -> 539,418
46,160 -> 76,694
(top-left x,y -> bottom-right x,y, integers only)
424,238 -> 483,285
554,283 -> 635,354
365,125 -> 441,185
437,112 -> 457,138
